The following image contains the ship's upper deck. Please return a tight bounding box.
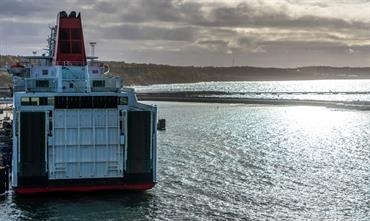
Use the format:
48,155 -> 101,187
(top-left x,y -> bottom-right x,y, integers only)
7,11 -> 122,94
10,57 -> 122,93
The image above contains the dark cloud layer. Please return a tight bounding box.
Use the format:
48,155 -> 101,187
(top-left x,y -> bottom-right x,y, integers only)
0,0 -> 368,67
97,24 -> 195,42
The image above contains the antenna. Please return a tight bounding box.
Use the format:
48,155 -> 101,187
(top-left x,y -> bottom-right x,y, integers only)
88,42 -> 98,63
89,42 -> 96,58
48,25 -> 57,57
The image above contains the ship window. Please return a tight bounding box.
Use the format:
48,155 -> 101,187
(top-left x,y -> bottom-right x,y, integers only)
39,97 -> 48,105
55,96 -> 67,108
80,96 -> 93,108
93,96 -> 118,108
110,96 -> 118,107
92,80 -> 105,88
36,80 -> 50,88
21,97 -> 30,105
69,96 -> 80,108
54,96 -> 119,109
93,96 -> 105,108
30,97 -> 39,105
48,97 -> 55,105
42,69 -> 48,75
21,97 -> 38,105
21,97 -> 51,106
119,97 -> 128,105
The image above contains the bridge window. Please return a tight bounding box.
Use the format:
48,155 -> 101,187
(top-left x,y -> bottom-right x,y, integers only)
92,80 -> 105,88
39,97 -> 48,105
119,97 -> 128,105
21,97 -> 39,105
55,96 -> 120,109
21,97 -> 31,105
21,97 -> 50,106
48,97 -> 55,105
36,80 -> 50,88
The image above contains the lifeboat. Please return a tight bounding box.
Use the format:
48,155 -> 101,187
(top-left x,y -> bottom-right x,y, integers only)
8,62 -> 26,75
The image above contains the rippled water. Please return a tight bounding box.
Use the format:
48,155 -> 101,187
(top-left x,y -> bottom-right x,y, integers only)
134,80 -> 370,102
1,102 -> 370,220
134,80 -> 370,93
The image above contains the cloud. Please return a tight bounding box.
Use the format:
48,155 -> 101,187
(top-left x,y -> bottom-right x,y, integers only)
96,24 -> 195,42
0,0 -> 368,67
96,0 -> 369,30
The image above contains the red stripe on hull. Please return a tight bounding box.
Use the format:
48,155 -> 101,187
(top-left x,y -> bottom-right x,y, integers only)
15,183 -> 155,195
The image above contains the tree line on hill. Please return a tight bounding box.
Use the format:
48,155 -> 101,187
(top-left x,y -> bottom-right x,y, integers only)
1,55 -> 369,87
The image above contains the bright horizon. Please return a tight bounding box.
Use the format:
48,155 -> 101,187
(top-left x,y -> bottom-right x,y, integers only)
0,0 -> 369,68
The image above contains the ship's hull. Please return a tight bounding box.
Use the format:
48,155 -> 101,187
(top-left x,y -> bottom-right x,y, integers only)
15,172 -> 156,195
15,183 -> 155,195
12,93 -> 157,196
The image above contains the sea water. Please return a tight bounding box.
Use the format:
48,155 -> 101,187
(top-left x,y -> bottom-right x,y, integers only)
0,101 -> 369,220
135,79 -> 370,103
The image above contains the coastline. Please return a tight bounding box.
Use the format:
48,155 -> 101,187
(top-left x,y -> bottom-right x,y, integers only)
137,92 -> 370,110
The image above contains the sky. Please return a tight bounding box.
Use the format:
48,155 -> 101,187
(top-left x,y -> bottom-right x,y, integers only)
0,0 -> 369,67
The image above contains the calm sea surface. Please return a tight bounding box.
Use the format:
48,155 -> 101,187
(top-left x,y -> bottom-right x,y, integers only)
1,100 -> 369,220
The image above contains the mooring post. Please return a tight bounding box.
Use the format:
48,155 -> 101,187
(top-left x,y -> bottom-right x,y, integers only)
157,119 -> 166,130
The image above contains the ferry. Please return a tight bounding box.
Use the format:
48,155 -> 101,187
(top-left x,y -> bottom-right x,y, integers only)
7,11 -> 157,195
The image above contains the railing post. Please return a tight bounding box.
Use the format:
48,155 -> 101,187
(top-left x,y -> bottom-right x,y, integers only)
0,167 -> 5,194
5,166 -> 9,191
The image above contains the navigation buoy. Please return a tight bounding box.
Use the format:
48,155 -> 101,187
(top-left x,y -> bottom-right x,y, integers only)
157,119 -> 166,130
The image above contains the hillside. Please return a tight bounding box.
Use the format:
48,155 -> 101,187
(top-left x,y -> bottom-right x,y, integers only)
0,55 -> 18,86
1,55 -> 369,86
0,72 -> 11,87
107,62 -> 370,85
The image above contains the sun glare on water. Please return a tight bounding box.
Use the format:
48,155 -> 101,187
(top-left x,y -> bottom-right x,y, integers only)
277,106 -> 359,162
285,106 -> 348,135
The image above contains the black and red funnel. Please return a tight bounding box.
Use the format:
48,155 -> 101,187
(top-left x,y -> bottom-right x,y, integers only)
54,11 -> 86,66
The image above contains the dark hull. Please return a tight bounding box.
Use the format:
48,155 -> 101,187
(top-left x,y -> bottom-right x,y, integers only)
15,183 -> 155,195
16,172 -> 155,195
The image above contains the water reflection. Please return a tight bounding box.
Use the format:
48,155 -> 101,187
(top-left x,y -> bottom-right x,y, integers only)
154,102 -> 370,219
1,103 -> 369,220
284,106 -> 349,134
135,80 -> 370,94
1,191 -> 159,221
135,80 -> 370,103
